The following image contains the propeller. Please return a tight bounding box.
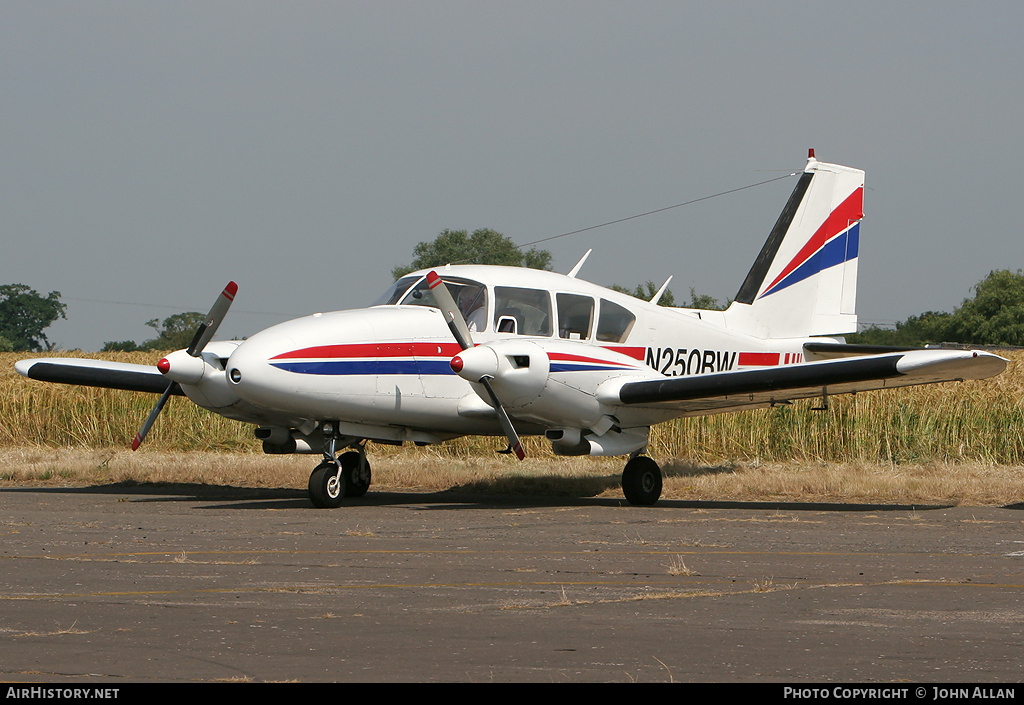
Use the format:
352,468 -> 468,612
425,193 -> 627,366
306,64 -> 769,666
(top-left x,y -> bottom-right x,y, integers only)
426,271 -> 525,460
131,281 -> 238,451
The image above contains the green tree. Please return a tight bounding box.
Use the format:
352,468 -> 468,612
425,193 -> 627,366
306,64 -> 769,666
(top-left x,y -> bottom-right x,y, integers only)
610,283 -> 728,310
392,228 -> 552,280
140,312 -> 206,351
611,281 -> 676,307
0,284 -> 67,351
682,287 -> 728,311
101,340 -> 142,352
102,311 -> 206,352
852,312 -> 953,346
942,269 -> 1024,346
849,269 -> 1024,347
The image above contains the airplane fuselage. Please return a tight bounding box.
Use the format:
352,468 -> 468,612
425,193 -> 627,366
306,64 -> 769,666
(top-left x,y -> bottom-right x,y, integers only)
199,265 -> 826,455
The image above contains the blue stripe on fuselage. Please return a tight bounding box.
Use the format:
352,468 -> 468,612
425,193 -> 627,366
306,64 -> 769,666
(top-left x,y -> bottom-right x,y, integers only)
273,360 -> 627,375
271,360 -> 455,375
549,363 -> 626,373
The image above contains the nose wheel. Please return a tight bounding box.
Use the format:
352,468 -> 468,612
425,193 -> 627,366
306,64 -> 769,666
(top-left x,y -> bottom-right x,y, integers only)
308,451 -> 373,507
309,460 -> 345,508
309,429 -> 372,508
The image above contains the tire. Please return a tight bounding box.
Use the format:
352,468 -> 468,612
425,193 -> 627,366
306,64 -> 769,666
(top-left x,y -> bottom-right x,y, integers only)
309,461 -> 345,508
339,451 -> 371,498
621,456 -> 662,506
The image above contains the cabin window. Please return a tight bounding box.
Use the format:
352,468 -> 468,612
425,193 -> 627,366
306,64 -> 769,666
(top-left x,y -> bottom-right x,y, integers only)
596,299 -> 636,343
556,293 -> 594,340
493,287 -> 552,336
399,277 -> 489,332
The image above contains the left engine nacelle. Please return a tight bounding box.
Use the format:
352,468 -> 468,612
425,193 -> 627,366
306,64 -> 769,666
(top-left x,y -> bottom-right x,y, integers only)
159,341 -> 243,411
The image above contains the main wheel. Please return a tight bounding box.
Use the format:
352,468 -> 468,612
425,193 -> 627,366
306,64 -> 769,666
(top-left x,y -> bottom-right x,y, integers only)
621,455 -> 662,506
339,451 -> 371,498
309,460 -> 345,508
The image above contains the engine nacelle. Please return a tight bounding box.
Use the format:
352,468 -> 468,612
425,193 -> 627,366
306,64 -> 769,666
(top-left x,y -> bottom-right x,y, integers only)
164,341 -> 244,410
454,339 -> 652,430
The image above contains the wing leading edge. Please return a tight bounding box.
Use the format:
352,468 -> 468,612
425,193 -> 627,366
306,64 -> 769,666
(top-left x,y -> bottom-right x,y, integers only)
15,358 -> 183,396
607,349 -> 1006,414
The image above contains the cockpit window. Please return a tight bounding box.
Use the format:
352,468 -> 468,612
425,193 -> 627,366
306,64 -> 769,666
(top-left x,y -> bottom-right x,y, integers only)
596,299 -> 636,343
493,287 -> 552,336
371,275 -> 421,306
399,276 -> 488,332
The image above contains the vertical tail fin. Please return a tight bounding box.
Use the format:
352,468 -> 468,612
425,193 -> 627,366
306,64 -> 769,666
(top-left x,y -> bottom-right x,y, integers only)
724,152 -> 864,339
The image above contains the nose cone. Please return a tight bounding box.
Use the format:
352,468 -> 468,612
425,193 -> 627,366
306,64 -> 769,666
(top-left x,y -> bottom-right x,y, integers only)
158,350 -> 206,385
450,345 -> 498,382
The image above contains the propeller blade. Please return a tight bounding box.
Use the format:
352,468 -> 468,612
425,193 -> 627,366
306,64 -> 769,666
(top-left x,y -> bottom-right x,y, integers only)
479,377 -> 526,461
186,281 -> 238,356
426,271 -> 473,350
426,270 -> 522,459
132,382 -> 174,451
133,281 -> 237,450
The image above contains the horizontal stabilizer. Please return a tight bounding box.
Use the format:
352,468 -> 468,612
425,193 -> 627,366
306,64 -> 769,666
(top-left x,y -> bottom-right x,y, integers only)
802,342 -> 919,360
15,358 -> 183,396
607,349 -> 1006,414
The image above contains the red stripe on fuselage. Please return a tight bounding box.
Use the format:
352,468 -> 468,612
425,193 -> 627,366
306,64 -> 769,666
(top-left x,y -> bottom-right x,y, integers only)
547,352 -> 634,367
272,342 -> 464,360
737,352 -> 780,366
602,346 -> 645,360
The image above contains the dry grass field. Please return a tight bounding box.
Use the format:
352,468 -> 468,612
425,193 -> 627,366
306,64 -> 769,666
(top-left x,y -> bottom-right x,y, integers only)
3,350 -> 1023,505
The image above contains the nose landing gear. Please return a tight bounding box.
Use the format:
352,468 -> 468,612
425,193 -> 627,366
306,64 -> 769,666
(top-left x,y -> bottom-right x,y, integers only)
308,425 -> 371,508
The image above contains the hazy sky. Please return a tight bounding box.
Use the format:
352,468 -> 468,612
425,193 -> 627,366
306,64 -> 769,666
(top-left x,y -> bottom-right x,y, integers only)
3,2 -> 1021,351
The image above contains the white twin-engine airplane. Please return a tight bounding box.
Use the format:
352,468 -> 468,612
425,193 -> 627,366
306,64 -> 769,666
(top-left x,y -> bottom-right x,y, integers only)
17,152 -> 1007,507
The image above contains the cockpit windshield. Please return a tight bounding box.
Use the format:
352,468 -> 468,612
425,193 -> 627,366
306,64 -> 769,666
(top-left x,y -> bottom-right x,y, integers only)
389,276 -> 489,332
370,275 -> 421,307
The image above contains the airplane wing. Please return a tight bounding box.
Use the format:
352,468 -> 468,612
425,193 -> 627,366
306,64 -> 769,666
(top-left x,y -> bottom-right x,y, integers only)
606,348 -> 1006,414
14,358 -> 183,396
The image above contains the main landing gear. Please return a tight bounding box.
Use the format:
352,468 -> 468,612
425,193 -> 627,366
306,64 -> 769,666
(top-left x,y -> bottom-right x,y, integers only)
621,454 -> 663,506
306,425 -> 662,508
308,427 -> 372,508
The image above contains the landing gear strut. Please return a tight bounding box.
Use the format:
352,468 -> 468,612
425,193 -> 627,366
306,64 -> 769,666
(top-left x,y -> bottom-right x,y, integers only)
308,425 -> 371,508
621,455 -> 662,506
